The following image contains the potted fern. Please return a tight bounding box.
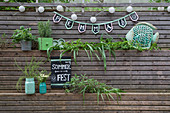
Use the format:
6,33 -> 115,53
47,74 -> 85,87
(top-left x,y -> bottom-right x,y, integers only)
11,26 -> 35,51
16,57 -> 42,94
37,70 -> 51,94
38,20 -> 53,50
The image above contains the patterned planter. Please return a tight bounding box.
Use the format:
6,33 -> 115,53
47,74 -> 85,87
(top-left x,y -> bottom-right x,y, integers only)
25,78 -> 35,94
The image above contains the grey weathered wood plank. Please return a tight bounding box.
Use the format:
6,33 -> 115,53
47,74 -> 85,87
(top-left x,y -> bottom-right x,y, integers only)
1,25 -> 170,31
0,3 -> 170,7
0,100 -> 169,106
0,21 -> 170,26
1,66 -> 170,71
2,85 -> 170,90
1,79 -> 170,85
0,93 -> 169,101
0,105 -> 170,111
0,11 -> 169,16
0,111 -> 167,113
1,61 -> 170,66
0,75 -> 169,80
1,50 -> 170,57
1,29 -> 170,34
0,89 -> 169,93
1,56 -> 170,62
1,16 -> 170,21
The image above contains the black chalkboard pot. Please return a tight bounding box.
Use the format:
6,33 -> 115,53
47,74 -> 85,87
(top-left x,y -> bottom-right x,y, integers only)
20,40 -> 32,51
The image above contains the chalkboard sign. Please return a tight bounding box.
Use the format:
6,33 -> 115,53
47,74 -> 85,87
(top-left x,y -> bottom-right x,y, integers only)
51,56 -> 71,88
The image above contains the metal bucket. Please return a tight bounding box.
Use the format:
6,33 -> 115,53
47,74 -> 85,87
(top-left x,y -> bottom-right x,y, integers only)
21,40 -> 32,51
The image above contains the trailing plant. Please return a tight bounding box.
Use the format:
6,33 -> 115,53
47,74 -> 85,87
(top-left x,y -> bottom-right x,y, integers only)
47,37 -> 161,71
149,0 -> 170,3
149,0 -> 169,10
47,39 -> 103,69
149,43 -> 161,50
15,57 -> 43,91
64,74 -> 125,104
11,26 -> 35,44
0,33 -> 9,49
38,20 -> 52,37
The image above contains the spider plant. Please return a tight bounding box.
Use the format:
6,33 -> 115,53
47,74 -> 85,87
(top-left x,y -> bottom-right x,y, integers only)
47,38 -> 115,71
47,37 -> 161,71
0,33 -> 9,49
64,74 -> 125,104
47,39 -> 101,65
15,57 -> 43,91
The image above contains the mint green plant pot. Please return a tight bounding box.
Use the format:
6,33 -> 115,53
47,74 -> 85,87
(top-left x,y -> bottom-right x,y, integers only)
39,82 -> 47,94
25,78 -> 35,94
38,38 -> 53,50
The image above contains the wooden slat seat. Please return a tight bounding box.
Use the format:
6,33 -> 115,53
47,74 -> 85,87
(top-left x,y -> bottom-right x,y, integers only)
0,93 -> 170,112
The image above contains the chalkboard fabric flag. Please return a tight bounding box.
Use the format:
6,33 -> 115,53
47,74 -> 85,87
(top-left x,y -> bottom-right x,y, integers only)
78,23 -> 86,33
53,11 -> 139,34
53,13 -> 62,23
105,23 -> 113,33
65,20 -> 74,29
92,25 -> 100,34
51,56 -> 71,88
129,12 -> 139,21
118,18 -> 127,28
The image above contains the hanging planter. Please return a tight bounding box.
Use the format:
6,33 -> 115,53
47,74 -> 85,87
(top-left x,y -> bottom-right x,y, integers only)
38,38 -> 53,50
20,40 -> 32,51
38,20 -> 53,50
11,26 -> 35,51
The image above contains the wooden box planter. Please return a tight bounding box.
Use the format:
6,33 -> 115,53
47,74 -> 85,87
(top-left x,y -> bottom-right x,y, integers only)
38,38 -> 53,50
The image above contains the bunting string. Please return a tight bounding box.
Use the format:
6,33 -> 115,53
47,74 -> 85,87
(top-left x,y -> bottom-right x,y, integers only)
53,11 -> 139,34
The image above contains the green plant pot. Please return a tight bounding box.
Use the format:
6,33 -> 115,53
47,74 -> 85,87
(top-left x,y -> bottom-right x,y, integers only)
20,40 -> 32,51
25,78 -> 35,94
38,38 -> 53,50
39,82 -> 47,94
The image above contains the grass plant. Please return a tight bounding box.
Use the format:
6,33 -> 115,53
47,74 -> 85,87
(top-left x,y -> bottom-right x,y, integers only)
65,74 -> 126,104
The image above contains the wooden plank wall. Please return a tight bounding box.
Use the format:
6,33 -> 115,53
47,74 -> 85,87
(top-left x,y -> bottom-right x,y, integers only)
0,7 -> 170,48
0,50 -> 170,93
0,93 -> 170,112
0,3 -> 170,112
